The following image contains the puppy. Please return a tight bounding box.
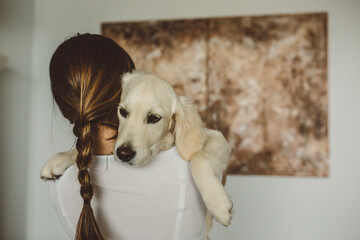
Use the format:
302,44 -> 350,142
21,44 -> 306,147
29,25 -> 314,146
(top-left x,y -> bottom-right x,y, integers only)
41,71 -> 233,227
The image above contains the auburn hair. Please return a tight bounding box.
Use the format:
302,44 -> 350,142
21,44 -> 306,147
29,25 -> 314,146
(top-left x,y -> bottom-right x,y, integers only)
49,33 -> 135,239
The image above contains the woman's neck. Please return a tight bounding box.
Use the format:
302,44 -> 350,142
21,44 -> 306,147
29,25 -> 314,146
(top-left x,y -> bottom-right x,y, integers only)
91,125 -> 117,155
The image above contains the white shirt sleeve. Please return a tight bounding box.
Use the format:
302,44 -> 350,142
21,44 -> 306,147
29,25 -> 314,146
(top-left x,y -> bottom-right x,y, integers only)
49,147 -> 207,240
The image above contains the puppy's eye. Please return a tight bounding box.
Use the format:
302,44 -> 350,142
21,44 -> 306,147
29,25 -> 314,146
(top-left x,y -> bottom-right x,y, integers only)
147,114 -> 161,124
119,108 -> 128,118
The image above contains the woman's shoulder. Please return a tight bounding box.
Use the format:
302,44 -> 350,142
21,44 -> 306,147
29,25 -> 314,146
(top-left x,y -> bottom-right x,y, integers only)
51,146 -> 188,187
50,146 -> 186,190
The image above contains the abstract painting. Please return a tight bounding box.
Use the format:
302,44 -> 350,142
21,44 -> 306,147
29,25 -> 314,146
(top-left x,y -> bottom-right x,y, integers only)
102,12 -> 328,176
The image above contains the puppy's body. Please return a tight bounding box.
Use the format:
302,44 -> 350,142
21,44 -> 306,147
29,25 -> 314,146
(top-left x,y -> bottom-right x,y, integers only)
41,71 -> 233,228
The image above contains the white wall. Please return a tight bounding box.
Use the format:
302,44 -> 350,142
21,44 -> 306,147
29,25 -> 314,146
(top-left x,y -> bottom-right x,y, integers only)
5,0 -> 357,239
0,0 -> 34,239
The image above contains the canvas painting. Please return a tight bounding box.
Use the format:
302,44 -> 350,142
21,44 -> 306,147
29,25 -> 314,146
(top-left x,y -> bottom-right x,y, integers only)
102,12 -> 328,176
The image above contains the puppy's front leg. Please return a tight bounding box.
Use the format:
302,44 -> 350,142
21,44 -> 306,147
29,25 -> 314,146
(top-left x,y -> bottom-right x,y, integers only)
190,129 -> 233,226
40,149 -> 77,180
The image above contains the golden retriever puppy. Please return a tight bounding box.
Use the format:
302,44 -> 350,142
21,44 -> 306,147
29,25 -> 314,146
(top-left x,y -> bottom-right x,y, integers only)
41,71 -> 233,227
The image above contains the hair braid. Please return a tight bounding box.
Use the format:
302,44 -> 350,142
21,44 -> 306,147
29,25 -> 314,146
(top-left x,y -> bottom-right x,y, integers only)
73,120 -> 104,240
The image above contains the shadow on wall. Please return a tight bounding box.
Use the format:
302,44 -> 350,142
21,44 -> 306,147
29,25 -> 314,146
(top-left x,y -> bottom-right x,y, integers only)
0,67 -> 30,239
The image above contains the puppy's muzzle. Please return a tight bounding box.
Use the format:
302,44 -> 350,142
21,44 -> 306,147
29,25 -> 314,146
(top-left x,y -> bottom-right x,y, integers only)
116,145 -> 136,163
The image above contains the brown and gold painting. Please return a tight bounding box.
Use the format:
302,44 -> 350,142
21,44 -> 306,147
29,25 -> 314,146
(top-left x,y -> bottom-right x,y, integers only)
102,12 -> 328,177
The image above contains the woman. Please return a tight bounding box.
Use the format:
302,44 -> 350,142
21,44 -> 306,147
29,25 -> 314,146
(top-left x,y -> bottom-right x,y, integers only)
48,33 -> 207,240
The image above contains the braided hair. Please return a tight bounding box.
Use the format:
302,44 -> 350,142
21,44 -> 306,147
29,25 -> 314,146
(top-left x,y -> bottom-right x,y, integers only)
49,33 -> 135,239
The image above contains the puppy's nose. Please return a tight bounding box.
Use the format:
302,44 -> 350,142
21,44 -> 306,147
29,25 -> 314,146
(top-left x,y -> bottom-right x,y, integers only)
116,146 -> 136,162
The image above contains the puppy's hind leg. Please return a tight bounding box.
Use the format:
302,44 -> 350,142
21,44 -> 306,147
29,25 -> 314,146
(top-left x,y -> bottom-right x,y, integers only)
205,211 -> 213,240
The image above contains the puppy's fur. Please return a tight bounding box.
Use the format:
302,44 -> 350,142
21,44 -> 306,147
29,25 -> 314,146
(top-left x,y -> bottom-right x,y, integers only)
41,71 -> 233,229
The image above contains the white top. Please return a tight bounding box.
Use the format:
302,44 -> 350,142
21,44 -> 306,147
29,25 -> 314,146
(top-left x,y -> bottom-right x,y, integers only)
50,147 -> 207,240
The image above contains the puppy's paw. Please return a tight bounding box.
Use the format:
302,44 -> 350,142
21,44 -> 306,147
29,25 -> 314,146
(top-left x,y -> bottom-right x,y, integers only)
40,154 -> 71,181
203,188 -> 233,227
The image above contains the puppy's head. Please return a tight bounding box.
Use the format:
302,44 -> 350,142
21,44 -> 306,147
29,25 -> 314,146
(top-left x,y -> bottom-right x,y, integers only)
114,71 -> 176,166
114,71 -> 205,166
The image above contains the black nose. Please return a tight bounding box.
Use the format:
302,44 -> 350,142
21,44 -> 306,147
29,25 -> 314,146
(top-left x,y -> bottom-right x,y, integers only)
116,146 -> 136,162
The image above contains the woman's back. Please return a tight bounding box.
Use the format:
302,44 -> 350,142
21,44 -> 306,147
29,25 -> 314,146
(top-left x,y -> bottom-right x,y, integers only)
50,147 -> 207,240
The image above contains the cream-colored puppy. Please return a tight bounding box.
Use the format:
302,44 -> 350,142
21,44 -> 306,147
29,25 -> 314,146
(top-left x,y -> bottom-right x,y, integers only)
41,71 -> 233,227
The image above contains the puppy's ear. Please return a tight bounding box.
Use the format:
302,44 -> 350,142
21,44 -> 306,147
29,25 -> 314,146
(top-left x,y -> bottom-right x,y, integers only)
174,96 -> 205,161
121,72 -> 134,90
